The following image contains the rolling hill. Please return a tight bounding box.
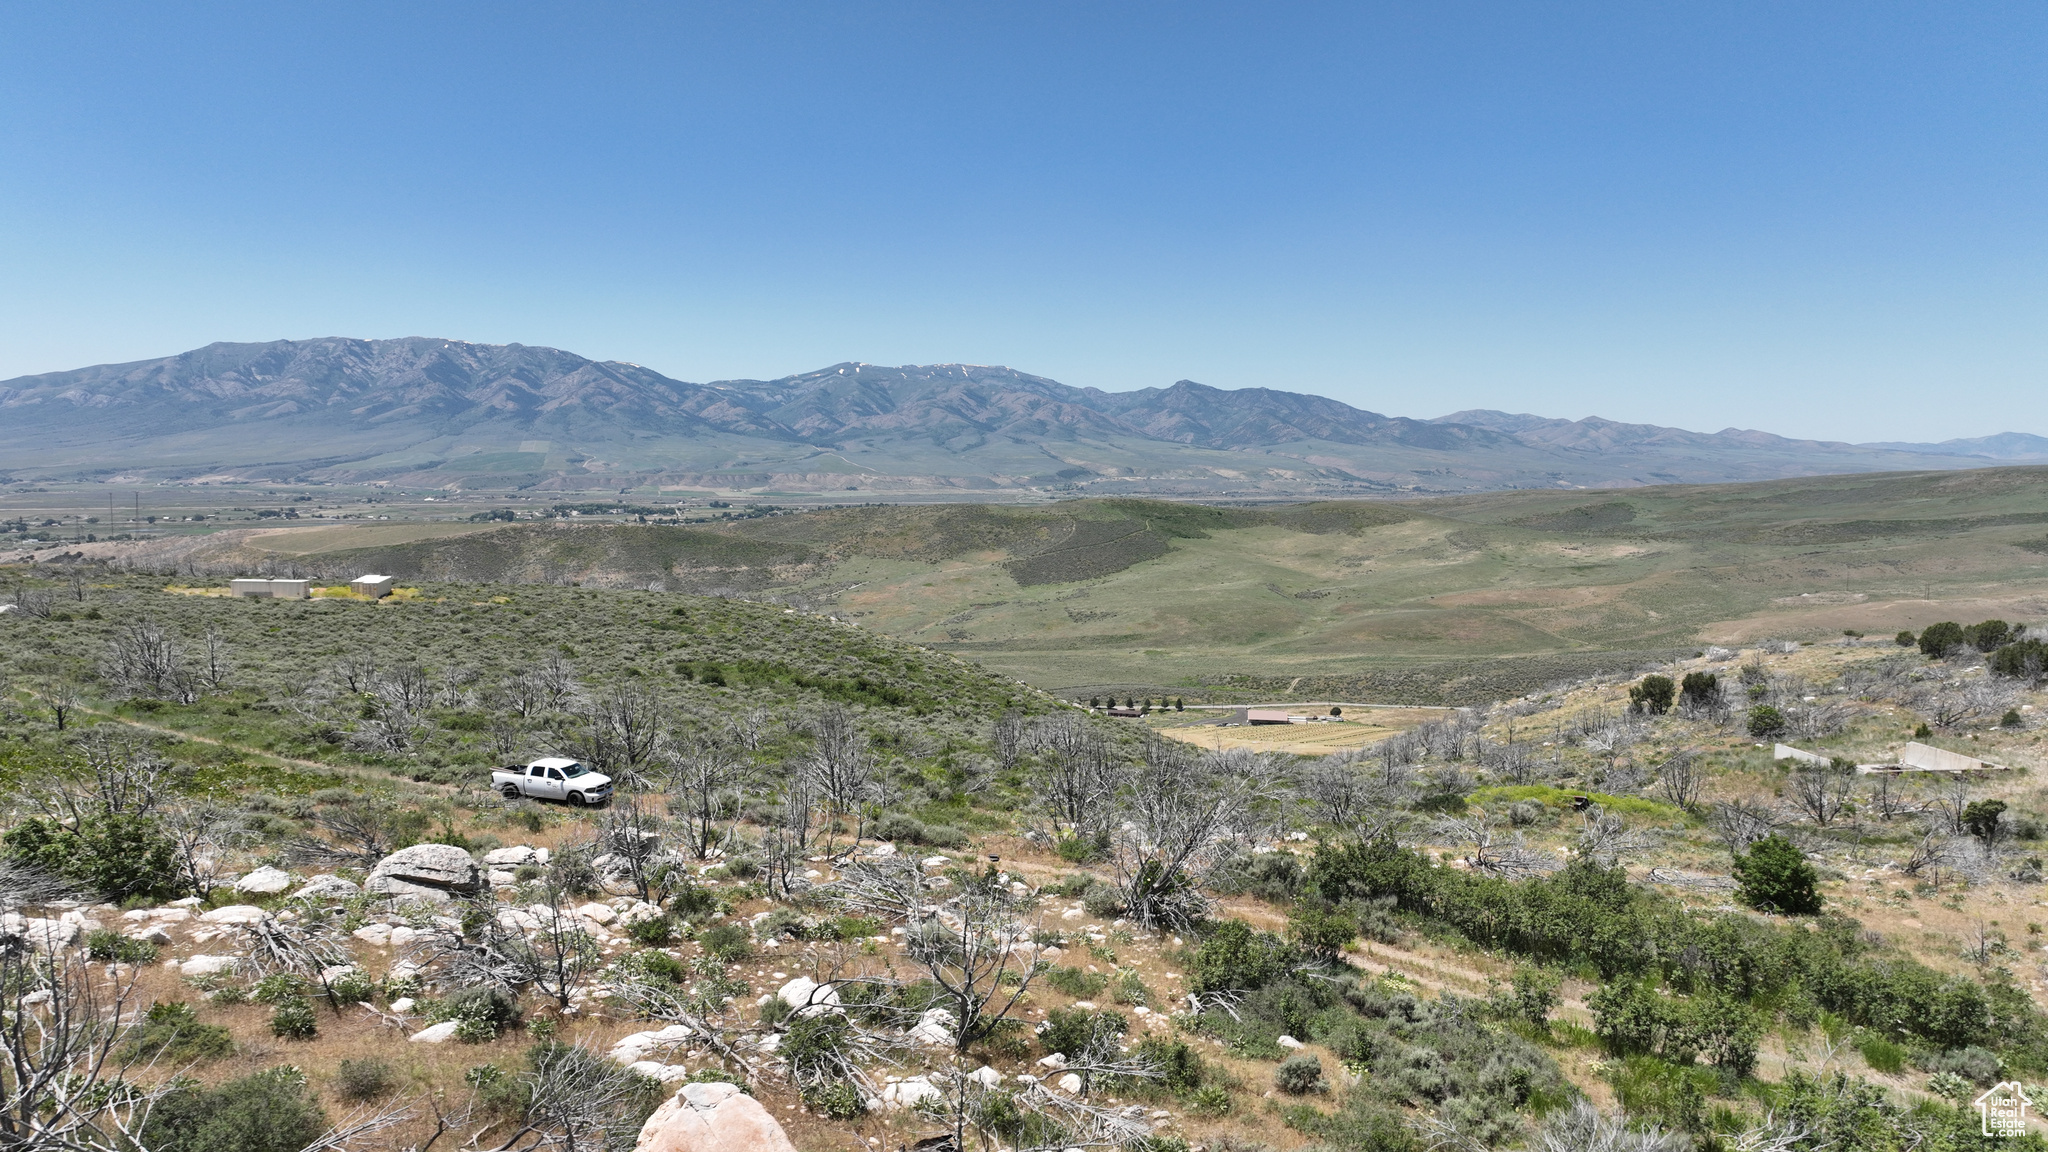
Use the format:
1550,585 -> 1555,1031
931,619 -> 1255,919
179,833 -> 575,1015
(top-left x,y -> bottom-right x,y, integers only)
58,465 -> 2048,703
0,337 -> 2032,497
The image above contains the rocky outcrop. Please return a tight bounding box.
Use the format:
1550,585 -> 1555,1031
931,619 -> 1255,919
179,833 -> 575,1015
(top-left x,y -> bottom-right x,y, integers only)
233,866 -> 293,895
634,1082 -> 796,1152
365,844 -> 482,901
290,874 -> 360,901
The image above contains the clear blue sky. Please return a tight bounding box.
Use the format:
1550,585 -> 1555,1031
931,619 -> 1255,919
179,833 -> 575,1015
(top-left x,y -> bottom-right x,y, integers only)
1,3 -> 2041,441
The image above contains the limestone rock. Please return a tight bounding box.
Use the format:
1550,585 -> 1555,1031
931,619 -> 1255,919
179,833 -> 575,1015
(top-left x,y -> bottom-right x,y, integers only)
198,905 -> 267,926
879,1077 -> 941,1110
483,845 -> 541,866
635,1082 -> 797,1152
366,844 -> 481,900
909,1007 -> 956,1047
234,866 -> 293,895
1277,1034 -> 1305,1050
409,1021 -> 460,1043
180,955 -> 237,977
776,977 -> 842,1017
610,1024 -> 695,1066
1057,1072 -> 1084,1094
290,875 -> 360,901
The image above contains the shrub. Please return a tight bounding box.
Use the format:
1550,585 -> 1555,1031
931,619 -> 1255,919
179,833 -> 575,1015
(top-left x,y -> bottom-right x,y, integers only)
1189,919 -> 1292,993
1134,1036 -> 1205,1091
1186,1085 -> 1233,1116
1963,799 -> 2008,845
270,997 -> 318,1040
326,968 -> 375,1006
619,947 -> 687,985
1275,1054 -> 1327,1095
1499,965 -> 1561,1027
1857,1034 -> 1906,1073
1746,705 -> 1787,740
1896,630 -> 1917,647
1679,672 -> 1721,711
803,1080 -> 866,1119
83,928 -> 158,964
1043,966 -> 1109,998
1081,885 -> 1126,918
627,914 -> 677,945
141,1066 -> 329,1152
2,813 -> 184,903
334,1058 -> 397,1103
1055,831 -> 1109,864
1733,835 -> 1822,915
1926,1044 -> 2002,1085
1967,620 -> 2012,652
1287,904 -> 1356,959
1506,800 -> 1546,827
1037,1007 -> 1127,1059
443,986 -> 522,1041
2002,708 -> 2027,728
1628,675 -> 1675,715
127,1001 -> 234,1062
252,974 -> 307,1005
1919,621 -> 1966,659
699,922 -> 753,962
669,882 -> 717,920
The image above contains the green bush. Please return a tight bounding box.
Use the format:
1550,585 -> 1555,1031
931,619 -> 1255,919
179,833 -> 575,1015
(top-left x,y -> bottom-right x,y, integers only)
1042,966 -> 1109,998
1857,1034 -> 1906,1073
326,968 -> 376,1006
1275,1053 -> 1326,1094
1919,621 -> 1966,658
1081,885 -> 1125,918
803,1080 -> 865,1119
1037,1007 -> 1127,1059
1733,835 -> 1822,915
1746,705 -> 1787,739
141,1066 -> 329,1152
699,922 -> 753,962
626,914 -> 677,945
2,813 -> 184,903
334,1058 -> 397,1102
1054,830 -> 1109,864
1134,1036 -> 1205,1091
1189,919 -> 1292,993
83,928 -> 159,964
270,997 -> 318,1040
443,986 -> 523,1041
1287,904 -> 1357,959
252,974 -> 307,1005
126,1001 -> 234,1062
1628,675 -> 1675,715
1895,630 -> 1916,647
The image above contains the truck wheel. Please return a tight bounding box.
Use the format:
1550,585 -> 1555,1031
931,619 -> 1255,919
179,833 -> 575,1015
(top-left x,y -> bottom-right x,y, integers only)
501,785 -> 520,800
568,792 -> 586,807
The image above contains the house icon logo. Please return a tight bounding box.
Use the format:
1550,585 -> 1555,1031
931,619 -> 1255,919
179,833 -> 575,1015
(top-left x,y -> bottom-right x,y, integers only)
1976,1081 -> 2033,1137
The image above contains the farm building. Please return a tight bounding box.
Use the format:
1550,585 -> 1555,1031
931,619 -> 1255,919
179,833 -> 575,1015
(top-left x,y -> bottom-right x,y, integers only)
350,574 -> 396,598
229,578 -> 308,600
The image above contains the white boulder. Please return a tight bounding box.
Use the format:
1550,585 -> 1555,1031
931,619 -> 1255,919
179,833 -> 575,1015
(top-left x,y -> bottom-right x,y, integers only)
409,1021 -> 460,1043
234,866 -> 293,895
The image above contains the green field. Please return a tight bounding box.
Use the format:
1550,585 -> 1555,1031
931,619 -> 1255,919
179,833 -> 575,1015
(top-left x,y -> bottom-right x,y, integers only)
16,465 -> 2048,702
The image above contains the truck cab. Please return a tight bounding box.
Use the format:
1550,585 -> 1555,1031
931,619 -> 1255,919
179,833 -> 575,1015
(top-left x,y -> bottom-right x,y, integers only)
493,757 -> 613,806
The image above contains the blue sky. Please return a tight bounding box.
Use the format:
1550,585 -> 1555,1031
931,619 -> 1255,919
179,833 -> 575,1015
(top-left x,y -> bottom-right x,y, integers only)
0,2 -> 2041,441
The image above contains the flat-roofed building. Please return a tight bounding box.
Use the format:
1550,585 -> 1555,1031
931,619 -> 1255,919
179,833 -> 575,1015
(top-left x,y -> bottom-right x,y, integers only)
350,574 -> 396,598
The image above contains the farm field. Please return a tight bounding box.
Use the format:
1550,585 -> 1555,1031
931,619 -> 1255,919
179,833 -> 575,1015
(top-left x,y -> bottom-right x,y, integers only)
22,464 -> 2048,704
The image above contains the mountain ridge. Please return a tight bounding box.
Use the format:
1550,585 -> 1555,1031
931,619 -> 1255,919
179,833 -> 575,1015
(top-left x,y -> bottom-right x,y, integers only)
0,338 -> 2034,495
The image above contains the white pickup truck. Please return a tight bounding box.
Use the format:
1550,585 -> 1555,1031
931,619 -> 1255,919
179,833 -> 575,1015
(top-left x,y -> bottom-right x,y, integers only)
491,757 -> 614,806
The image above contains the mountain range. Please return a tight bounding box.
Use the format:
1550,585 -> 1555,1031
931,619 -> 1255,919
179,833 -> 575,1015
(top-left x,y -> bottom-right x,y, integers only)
1,337 -> 2038,496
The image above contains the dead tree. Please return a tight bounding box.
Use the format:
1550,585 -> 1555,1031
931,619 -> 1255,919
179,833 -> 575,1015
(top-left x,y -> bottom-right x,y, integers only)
1112,744 -> 1273,930
0,950 -> 178,1152
562,681 -> 666,790
665,737 -> 746,860
1710,800 -> 1782,852
161,802 -> 254,899
1654,748 -> 1705,812
1577,807 -> 1652,868
595,797 -> 667,904
35,678 -> 80,733
99,618 -> 195,702
482,1040 -> 658,1152
1030,713 -> 1119,837
197,626 -> 235,692
1785,763 -> 1856,827
806,704 -> 877,832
